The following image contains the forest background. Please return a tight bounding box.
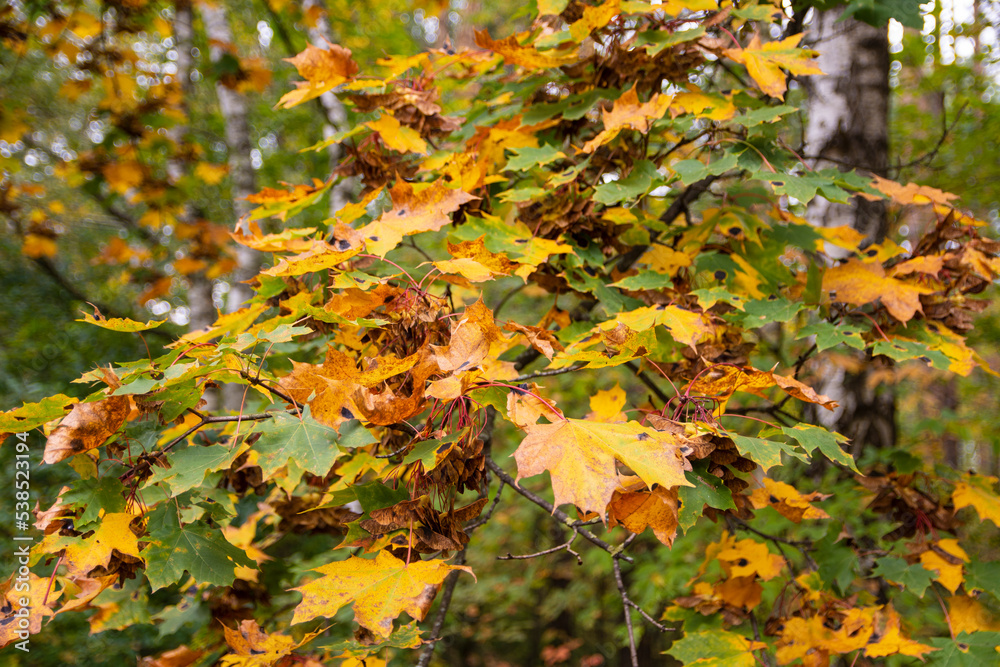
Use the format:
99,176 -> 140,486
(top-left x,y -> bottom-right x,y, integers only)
2,0 -> 1000,666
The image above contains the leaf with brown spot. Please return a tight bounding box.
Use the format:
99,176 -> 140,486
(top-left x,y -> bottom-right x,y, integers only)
43,395 -> 130,464
504,322 -> 563,360
749,478 -> 830,523
823,259 -> 934,323
431,299 -> 508,373
358,180 -> 477,257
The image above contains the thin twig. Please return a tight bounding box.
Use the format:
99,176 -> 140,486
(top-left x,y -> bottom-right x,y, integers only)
613,556 -> 640,667
499,534 -> 583,564
484,456 -> 633,563
513,363 -> 586,382
416,549 -> 467,667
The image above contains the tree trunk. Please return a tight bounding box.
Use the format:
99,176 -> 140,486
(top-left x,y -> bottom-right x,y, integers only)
200,2 -> 260,411
302,0 -> 354,214
803,10 -> 896,453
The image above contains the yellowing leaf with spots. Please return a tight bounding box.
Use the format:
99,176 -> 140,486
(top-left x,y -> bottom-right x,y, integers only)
291,551 -> 473,638
37,513 -> 143,578
823,258 -> 934,323
723,33 -> 822,100
434,238 -> 526,282
716,538 -> 784,580
513,417 -> 693,520
750,478 -> 830,523
358,180 -> 477,257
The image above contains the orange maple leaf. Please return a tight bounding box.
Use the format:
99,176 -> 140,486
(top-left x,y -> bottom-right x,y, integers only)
583,86 -> 672,152
823,259 -> 934,323
277,40 -> 359,109
474,29 -> 576,70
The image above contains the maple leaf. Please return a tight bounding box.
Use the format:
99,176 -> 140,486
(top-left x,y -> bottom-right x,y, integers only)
667,630 -> 765,667
220,619 -> 318,667
358,180 -> 477,257
366,113 -> 428,154
583,86 -> 672,152
608,483 -> 680,546
919,539 -> 968,594
37,512 -> 143,579
291,551 -> 473,638
0,572 -> 59,647
688,365 -> 837,411
823,258 -> 934,323
504,322 -> 564,360
864,606 -> 937,658
749,478 -> 830,523
435,238 -> 527,282
43,395 -> 131,464
513,417 -> 693,520
716,538 -> 784,580
277,40 -> 359,109
431,298 -> 508,373
952,473 -> 1000,527
474,29 -> 576,70
723,33 -> 822,100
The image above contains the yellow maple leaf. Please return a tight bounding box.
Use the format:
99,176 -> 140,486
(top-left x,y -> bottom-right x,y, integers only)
365,113 -> 428,154
514,417 -> 694,520
588,384 -> 627,422
952,473 -> 1000,527
750,478 -> 830,523
919,539 -> 968,594
569,0 -> 620,42
474,29 -> 576,70
865,606 -> 937,658
358,180 -> 478,257
716,538 -> 785,581
291,551 -> 473,638
723,33 -> 822,100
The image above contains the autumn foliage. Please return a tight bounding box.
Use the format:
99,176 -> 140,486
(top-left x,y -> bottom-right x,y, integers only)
2,1 -> 1000,665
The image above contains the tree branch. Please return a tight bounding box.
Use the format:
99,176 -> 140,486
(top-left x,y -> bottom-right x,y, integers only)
484,455 -> 634,564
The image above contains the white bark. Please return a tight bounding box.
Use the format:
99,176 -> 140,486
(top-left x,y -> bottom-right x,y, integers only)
803,10 -> 895,452
200,2 -> 260,411
303,0 -> 354,214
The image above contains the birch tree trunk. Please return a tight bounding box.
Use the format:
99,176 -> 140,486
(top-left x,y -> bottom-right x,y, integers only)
804,10 -> 896,452
302,0 -> 353,215
200,2 -> 259,410
170,0 -> 220,410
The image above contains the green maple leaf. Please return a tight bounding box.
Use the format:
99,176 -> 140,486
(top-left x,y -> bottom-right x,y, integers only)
143,505 -> 255,591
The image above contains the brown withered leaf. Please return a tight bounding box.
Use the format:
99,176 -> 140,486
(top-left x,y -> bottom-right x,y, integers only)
504,321 -> 564,360
688,365 -> 837,411
608,483 -> 680,546
43,395 -> 130,464
431,298 -> 508,373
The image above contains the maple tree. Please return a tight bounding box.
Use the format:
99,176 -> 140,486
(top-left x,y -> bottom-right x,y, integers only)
3,1 -> 1000,666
